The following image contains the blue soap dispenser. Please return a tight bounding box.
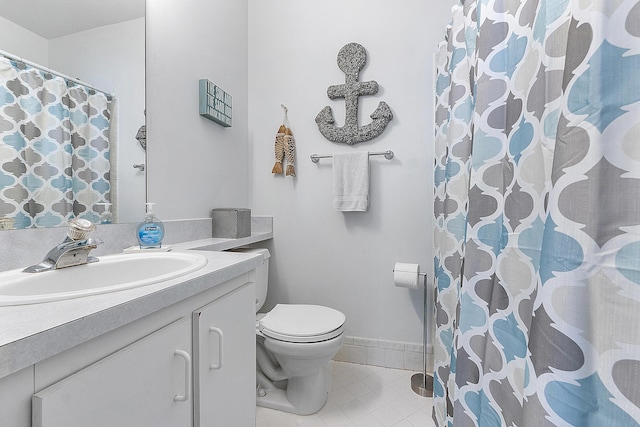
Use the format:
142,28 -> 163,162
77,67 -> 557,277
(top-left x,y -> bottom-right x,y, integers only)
137,202 -> 165,248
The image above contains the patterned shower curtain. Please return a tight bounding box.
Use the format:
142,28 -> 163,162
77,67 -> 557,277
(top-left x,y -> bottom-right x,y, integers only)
0,56 -> 112,229
433,0 -> 640,426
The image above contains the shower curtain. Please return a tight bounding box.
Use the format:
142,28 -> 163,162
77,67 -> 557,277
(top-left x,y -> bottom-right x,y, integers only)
433,0 -> 640,426
0,56 -> 112,228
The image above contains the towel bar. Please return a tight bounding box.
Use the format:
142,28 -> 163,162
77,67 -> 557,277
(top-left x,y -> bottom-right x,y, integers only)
310,150 -> 394,163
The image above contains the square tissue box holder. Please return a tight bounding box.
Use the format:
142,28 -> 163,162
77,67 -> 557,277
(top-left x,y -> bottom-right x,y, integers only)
211,208 -> 251,238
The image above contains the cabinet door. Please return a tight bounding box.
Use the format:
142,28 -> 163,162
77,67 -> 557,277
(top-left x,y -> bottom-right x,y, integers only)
0,367 -> 33,427
193,283 -> 255,427
33,317 -> 192,427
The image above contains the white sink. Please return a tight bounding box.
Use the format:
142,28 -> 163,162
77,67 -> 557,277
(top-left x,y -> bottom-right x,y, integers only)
0,252 -> 208,306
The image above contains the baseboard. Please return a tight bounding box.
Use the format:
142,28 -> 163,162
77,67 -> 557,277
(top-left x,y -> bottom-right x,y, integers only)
333,336 -> 434,372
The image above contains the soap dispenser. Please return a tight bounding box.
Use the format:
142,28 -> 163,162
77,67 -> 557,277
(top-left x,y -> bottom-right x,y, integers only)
136,202 -> 165,248
97,202 -> 113,224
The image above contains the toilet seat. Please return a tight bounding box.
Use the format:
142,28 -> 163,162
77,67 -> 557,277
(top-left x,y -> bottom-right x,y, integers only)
259,304 -> 346,343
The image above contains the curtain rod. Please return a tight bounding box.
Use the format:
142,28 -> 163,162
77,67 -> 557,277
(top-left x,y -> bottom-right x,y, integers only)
0,48 -> 115,99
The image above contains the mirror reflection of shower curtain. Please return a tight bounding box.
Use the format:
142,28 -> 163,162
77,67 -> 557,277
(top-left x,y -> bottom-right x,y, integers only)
0,56 -> 112,228
433,0 -> 640,426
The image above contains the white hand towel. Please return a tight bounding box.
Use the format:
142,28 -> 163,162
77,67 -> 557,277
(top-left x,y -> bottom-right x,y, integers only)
332,152 -> 369,212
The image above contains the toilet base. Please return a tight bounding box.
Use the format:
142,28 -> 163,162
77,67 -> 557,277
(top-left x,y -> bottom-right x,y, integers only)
257,370 -> 328,415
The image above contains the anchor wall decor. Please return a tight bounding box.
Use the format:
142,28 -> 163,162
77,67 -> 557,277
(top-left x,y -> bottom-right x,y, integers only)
315,42 -> 393,145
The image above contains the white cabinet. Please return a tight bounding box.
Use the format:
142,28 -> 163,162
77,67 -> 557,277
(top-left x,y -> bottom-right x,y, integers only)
33,317 -> 193,427
24,277 -> 256,427
193,283 -> 256,427
0,367 -> 33,427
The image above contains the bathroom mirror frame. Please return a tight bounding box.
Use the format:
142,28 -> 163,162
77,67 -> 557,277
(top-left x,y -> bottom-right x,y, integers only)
0,0 -> 146,229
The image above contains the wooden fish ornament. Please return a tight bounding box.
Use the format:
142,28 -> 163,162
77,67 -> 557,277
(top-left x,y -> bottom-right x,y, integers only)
284,127 -> 296,177
271,125 -> 286,174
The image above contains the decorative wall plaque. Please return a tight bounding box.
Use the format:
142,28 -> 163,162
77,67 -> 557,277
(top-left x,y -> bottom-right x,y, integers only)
199,79 -> 232,127
315,42 -> 393,145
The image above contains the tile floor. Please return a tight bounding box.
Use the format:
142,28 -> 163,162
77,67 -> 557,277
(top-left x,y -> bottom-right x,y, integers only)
256,361 -> 436,427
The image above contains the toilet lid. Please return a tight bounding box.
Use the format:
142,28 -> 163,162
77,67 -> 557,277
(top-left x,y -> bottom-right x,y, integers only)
259,304 -> 346,343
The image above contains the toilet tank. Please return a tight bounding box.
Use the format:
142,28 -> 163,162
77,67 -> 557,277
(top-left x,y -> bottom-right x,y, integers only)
229,248 -> 270,312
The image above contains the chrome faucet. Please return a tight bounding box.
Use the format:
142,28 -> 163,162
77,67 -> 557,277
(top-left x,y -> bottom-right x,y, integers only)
24,219 -> 103,273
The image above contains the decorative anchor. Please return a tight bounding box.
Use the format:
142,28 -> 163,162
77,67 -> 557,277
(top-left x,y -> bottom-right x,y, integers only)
315,42 -> 393,145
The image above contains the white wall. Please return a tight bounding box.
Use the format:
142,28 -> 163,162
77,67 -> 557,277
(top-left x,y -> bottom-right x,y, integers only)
49,18 -> 146,223
146,0 -> 250,220
248,0 -> 453,344
0,15 -> 48,65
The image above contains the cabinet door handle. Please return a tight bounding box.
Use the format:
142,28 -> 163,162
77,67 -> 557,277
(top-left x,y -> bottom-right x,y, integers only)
174,349 -> 192,402
209,326 -> 224,370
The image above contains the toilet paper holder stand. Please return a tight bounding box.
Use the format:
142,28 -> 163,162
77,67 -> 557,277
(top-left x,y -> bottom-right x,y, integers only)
394,268 -> 434,398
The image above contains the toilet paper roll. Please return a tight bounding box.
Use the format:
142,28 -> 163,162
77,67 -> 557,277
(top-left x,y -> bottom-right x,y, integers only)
394,262 -> 420,289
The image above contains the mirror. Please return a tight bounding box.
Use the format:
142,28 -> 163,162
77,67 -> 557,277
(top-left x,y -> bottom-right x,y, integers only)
0,0 -> 145,229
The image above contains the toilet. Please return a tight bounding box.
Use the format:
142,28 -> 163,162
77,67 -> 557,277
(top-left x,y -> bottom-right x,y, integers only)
235,248 -> 346,416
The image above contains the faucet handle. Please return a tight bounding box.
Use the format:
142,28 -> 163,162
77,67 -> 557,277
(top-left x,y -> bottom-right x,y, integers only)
67,218 -> 96,240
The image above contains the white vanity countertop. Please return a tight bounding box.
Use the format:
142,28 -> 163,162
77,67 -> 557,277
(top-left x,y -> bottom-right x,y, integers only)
0,241 -> 267,379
